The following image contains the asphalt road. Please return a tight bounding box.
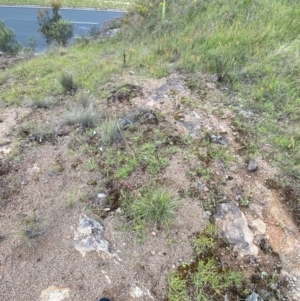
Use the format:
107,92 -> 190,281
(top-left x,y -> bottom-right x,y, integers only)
0,6 -> 124,51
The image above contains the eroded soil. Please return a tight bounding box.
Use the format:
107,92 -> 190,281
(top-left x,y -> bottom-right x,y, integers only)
1,72 -> 300,301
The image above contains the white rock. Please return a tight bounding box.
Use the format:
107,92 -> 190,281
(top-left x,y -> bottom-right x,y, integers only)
74,215 -> 111,257
40,286 -> 69,301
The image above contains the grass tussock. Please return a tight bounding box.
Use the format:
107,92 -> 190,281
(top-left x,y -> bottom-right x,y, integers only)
18,212 -> 44,240
128,185 -> 178,229
27,96 -> 55,109
60,71 -> 78,94
101,118 -> 122,145
65,91 -> 99,128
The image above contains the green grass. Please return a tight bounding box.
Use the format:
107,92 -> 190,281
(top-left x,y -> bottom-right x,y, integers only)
85,158 -> 98,171
128,185 -> 178,229
168,223 -> 243,301
0,0 -> 132,9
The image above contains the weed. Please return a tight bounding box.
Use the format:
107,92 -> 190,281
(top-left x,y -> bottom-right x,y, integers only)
65,190 -> 85,208
194,223 -> 218,255
85,158 -> 98,171
188,166 -> 214,181
115,158 -> 137,179
190,258 -> 243,300
128,185 -> 177,229
18,212 -> 44,240
59,71 -> 77,93
0,20 -> 21,55
167,271 -> 189,301
168,223 -> 243,301
239,193 -> 252,207
138,142 -> 168,174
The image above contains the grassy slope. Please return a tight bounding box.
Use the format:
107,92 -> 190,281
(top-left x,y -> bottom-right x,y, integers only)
1,1 -> 299,299
0,0 -> 299,176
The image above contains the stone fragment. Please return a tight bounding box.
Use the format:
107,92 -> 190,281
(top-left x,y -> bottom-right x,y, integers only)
214,202 -> 258,257
74,215 -> 111,257
129,284 -> 154,299
40,285 -> 69,301
245,292 -> 263,301
210,134 -> 228,145
248,160 -> 258,172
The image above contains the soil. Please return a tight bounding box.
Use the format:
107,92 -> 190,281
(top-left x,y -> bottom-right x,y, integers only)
0,70 -> 300,301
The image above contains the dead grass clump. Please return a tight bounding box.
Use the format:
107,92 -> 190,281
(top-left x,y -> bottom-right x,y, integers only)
65,91 -> 99,128
27,97 -> 55,109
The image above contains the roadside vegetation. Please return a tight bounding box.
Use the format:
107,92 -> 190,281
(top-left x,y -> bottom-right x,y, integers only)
37,0 -> 74,46
0,20 -> 21,54
0,0 -> 132,9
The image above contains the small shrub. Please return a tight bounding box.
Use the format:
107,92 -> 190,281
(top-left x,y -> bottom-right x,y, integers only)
65,191 -> 85,208
37,0 -> 74,46
49,19 -> 74,46
19,212 -> 44,240
59,72 -> 77,93
88,25 -> 99,39
85,158 -> 98,171
0,20 -> 21,55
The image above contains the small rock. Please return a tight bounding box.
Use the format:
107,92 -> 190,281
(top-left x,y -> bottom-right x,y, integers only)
129,70 -> 135,75
245,292 -> 264,301
203,211 -> 211,219
40,285 -> 70,301
210,134 -> 228,145
214,202 -> 258,258
74,215 -> 111,257
129,284 -> 153,299
152,231 -> 157,236
97,193 -> 107,199
248,160 -> 258,172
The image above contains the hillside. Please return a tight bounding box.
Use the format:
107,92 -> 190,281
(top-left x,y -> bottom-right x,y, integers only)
0,1 -> 300,301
